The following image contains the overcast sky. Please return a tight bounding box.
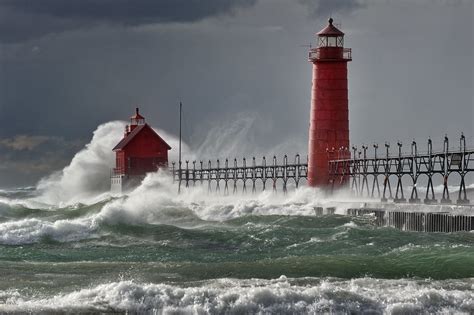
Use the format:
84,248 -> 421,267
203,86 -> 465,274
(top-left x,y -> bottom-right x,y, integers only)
0,0 -> 472,187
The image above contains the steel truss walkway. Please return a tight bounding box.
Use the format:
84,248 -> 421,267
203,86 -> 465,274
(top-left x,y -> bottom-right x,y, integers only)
329,135 -> 473,204
172,135 -> 473,205
172,155 -> 308,193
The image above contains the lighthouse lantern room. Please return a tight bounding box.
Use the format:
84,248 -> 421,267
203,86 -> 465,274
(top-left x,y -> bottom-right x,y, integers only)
111,108 -> 171,192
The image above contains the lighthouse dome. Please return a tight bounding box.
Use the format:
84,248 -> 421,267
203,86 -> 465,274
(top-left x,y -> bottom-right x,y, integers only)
317,18 -> 344,36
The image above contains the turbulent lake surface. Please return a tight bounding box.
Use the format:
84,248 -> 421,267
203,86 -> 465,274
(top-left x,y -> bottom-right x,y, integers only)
0,178 -> 473,314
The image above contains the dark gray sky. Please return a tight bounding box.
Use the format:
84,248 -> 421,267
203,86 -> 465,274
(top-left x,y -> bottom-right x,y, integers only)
0,0 -> 472,187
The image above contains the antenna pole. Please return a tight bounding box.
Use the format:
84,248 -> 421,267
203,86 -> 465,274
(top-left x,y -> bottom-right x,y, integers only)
178,102 -> 182,194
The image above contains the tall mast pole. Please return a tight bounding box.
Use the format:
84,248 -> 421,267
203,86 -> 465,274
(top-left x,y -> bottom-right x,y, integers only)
178,102 -> 182,193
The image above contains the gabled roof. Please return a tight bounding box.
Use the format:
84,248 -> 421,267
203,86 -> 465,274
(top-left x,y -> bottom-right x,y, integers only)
317,18 -> 344,36
113,123 -> 172,151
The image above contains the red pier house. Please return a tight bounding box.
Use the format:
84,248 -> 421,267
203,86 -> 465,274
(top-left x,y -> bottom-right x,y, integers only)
111,108 -> 171,192
307,18 -> 352,187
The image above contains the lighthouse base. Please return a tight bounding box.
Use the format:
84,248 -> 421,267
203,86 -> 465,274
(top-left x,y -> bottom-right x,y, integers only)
111,174 -> 144,194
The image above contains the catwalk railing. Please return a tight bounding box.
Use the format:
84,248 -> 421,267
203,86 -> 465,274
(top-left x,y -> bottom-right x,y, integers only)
329,135 -> 473,205
171,155 -> 308,193
171,135 -> 473,205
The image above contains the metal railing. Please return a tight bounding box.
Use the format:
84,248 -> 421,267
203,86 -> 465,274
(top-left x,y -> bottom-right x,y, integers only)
329,135 -> 473,205
308,48 -> 352,61
171,155 -> 308,194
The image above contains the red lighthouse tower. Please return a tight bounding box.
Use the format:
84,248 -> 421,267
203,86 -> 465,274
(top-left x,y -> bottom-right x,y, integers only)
307,18 -> 352,187
111,108 -> 171,192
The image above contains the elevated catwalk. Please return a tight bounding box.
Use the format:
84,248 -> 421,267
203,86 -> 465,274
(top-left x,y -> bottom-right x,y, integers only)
172,135 -> 473,204
329,135 -> 473,205
171,155 -> 308,194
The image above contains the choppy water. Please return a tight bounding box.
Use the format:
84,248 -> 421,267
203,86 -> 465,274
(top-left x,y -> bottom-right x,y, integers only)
0,179 -> 473,314
0,121 -> 473,313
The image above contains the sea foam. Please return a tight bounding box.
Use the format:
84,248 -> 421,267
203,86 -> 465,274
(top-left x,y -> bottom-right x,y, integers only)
2,277 -> 473,314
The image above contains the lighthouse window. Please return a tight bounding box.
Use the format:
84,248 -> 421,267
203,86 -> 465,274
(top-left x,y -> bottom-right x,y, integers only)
318,36 -> 327,47
327,37 -> 337,47
337,36 -> 344,47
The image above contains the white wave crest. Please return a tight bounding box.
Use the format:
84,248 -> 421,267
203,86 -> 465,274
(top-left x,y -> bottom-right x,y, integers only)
2,277 -> 473,314
0,171 -> 357,244
33,121 -> 124,207
0,217 -> 98,245
95,170 -> 356,225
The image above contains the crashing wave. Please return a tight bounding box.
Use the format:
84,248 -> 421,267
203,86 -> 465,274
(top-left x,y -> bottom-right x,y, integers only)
1,277 -> 473,314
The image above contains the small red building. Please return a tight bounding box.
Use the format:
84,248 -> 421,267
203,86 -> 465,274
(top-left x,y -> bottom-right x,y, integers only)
111,108 -> 171,192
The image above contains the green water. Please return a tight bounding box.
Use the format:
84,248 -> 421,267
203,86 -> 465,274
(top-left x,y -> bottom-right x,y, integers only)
0,192 -> 473,313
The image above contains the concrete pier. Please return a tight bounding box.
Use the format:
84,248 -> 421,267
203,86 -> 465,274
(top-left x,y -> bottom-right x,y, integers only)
346,207 -> 473,232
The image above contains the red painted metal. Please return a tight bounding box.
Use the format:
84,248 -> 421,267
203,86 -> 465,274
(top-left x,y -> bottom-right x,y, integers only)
113,108 -> 171,176
308,18 -> 352,188
317,18 -> 344,36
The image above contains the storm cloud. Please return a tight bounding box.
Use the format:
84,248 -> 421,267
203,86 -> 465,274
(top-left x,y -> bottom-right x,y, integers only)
0,135 -> 84,186
0,135 -> 51,151
0,0 -> 472,187
299,0 -> 366,18
0,0 -> 257,42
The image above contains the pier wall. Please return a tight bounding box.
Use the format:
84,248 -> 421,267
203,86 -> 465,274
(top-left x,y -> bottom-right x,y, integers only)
346,207 -> 474,232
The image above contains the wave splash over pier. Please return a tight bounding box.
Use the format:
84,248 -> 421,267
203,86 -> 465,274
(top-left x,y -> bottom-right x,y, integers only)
0,122 -> 473,313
